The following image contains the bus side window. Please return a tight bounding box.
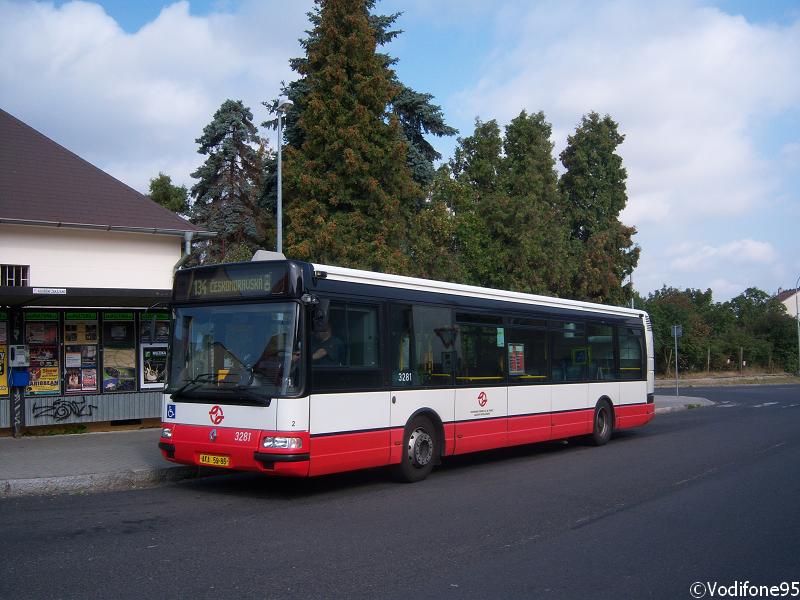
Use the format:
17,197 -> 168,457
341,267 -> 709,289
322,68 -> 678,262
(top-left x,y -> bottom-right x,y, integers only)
551,321 -> 587,382
618,326 -> 644,380
587,323 -> 617,381
390,305 -> 413,386
507,327 -> 548,384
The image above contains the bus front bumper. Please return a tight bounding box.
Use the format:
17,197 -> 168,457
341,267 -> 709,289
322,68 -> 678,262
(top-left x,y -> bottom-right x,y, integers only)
159,423 -> 311,477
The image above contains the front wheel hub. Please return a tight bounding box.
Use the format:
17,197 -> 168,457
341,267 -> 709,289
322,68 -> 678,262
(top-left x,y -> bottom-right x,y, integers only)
408,428 -> 433,467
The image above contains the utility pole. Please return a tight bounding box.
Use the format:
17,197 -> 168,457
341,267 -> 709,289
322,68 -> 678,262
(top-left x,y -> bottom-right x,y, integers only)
672,324 -> 682,397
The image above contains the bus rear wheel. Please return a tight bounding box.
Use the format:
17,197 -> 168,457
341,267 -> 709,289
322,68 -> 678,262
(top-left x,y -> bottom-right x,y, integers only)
393,416 -> 438,483
591,400 -> 613,446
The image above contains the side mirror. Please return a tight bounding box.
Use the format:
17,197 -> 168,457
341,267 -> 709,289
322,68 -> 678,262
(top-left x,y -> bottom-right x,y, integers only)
311,300 -> 329,333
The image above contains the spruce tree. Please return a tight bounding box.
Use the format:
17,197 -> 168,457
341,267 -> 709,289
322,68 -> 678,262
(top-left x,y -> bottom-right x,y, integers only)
266,2 -> 455,189
282,0 -> 418,273
559,112 -> 639,304
190,100 -> 270,263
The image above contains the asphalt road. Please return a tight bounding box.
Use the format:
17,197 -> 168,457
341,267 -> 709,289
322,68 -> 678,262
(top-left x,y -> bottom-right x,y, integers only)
2,385 -> 799,600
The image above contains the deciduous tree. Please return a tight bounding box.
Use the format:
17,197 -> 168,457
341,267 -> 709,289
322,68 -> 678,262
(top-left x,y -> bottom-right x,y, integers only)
148,172 -> 188,214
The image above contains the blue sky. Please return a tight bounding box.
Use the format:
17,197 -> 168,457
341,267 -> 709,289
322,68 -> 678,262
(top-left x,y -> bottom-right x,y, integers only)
2,0 -> 799,301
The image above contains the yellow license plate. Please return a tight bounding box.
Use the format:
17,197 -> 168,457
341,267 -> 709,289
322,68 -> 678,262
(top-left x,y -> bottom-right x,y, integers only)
199,453 -> 231,468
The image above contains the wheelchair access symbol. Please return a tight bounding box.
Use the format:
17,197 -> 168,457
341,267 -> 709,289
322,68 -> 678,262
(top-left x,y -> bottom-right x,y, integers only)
167,404 -> 176,419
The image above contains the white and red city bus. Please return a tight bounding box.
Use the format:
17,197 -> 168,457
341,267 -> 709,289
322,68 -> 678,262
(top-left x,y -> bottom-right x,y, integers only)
159,253 -> 655,482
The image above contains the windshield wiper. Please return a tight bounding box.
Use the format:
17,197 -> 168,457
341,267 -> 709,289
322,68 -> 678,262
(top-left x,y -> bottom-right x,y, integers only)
169,373 -> 218,398
230,386 -> 272,407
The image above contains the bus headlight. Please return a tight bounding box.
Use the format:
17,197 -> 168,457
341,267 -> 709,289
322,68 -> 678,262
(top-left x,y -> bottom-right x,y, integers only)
161,427 -> 174,439
262,436 -> 302,449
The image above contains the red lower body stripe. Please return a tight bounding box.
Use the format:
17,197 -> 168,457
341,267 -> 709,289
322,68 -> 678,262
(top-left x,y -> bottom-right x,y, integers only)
160,404 -> 654,478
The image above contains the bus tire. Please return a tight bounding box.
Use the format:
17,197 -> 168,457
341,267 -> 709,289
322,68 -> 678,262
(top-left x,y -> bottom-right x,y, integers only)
591,399 -> 613,446
393,415 -> 438,483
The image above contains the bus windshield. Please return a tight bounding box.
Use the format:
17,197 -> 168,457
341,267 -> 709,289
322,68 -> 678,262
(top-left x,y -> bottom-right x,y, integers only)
168,302 -> 302,403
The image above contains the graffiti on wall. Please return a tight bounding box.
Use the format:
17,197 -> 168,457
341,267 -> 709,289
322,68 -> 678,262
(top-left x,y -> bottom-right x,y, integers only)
32,398 -> 98,421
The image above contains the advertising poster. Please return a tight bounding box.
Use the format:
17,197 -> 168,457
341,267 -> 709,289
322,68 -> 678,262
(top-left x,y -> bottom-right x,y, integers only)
65,349 -> 82,368
66,368 -> 82,392
64,321 -> 98,344
65,344 -> 98,393
140,314 -> 170,343
26,322 -> 58,345
508,343 -> 526,376
30,345 -> 58,367
27,367 -> 60,395
103,348 -> 136,392
103,314 -> 135,347
26,318 -> 61,395
140,344 -> 168,389
0,347 -> 7,396
81,345 -> 97,365
82,368 -> 97,391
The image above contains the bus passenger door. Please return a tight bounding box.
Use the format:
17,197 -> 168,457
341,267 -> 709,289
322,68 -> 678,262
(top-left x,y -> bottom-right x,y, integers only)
388,304 -> 456,462
454,385 -> 508,454
453,320 -> 509,454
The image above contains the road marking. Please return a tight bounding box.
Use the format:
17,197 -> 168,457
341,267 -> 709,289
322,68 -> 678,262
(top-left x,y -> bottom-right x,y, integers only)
716,403 -> 737,408
675,467 -> 718,486
756,441 -> 786,454
752,402 -> 778,408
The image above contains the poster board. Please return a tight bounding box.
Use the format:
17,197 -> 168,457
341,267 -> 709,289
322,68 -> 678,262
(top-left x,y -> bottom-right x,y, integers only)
25,314 -> 60,395
102,312 -> 137,392
64,312 -> 99,394
140,344 -> 168,389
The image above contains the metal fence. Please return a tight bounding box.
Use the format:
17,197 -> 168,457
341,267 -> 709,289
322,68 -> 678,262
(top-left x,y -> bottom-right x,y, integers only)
23,391 -> 162,427
0,398 -> 8,429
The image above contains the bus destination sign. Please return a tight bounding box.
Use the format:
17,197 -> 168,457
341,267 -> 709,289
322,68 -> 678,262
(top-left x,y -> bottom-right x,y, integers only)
175,264 -> 290,301
191,273 -> 271,298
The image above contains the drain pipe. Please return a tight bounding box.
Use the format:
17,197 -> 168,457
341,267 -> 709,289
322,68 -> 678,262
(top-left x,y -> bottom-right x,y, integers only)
173,231 -> 195,274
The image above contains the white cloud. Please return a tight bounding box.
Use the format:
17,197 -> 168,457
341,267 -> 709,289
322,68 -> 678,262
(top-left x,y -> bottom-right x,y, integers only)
0,0 -> 311,192
667,239 -> 777,272
452,1 -> 800,227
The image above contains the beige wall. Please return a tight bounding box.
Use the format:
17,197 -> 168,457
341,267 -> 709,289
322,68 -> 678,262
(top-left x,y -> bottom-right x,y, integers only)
782,294 -> 799,318
0,224 -> 181,289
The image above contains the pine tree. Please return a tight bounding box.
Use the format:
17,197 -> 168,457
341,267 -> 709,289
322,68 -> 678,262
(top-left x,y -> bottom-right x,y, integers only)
148,172 -> 188,214
266,2 -> 455,189
281,0 -> 419,273
190,100 -> 271,263
559,112 -> 639,304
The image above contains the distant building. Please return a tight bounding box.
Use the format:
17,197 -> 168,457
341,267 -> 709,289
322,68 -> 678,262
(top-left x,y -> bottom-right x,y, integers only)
0,107 -> 213,433
776,288 -> 799,319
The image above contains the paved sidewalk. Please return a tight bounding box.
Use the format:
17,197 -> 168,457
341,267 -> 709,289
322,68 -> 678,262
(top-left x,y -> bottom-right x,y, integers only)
0,394 -> 712,498
0,428 -> 200,498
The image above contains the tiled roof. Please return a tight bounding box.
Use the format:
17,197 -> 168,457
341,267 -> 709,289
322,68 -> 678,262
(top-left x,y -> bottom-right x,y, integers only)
776,288 -> 798,303
0,108 -> 208,235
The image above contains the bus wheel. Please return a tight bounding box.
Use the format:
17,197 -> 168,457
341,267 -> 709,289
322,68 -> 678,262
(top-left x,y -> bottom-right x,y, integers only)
591,400 -> 613,446
393,416 -> 438,483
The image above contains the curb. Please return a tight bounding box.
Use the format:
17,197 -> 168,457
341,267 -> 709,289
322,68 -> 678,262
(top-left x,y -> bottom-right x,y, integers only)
0,465 -> 203,499
654,396 -> 715,415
